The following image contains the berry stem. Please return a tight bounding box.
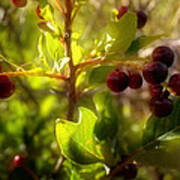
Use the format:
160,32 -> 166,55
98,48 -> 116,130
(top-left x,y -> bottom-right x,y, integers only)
0,72 -> 69,81
161,82 -> 176,96
23,166 -> 39,180
75,58 -> 145,76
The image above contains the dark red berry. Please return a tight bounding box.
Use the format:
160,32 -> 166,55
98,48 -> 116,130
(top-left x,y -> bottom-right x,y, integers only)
0,75 -> 15,98
128,72 -> 143,89
152,46 -> 174,67
12,0 -> 27,8
117,6 -> 128,19
149,84 -> 163,97
150,97 -> 173,117
143,62 -> 168,84
122,163 -> 137,179
13,155 -> 25,168
136,10 -> 147,28
168,74 -> 180,95
107,71 -> 129,93
36,5 -> 44,20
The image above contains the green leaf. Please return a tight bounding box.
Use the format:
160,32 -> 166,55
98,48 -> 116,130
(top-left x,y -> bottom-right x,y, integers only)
72,41 -> 84,65
143,98 -> 180,146
76,0 -> 87,5
38,21 -> 55,34
126,34 -> 163,55
41,4 -> 54,22
38,33 -> 64,69
105,12 -> 137,59
93,91 -> 118,141
89,66 -> 114,85
134,98 -> 180,169
56,107 -> 111,165
46,33 -> 64,61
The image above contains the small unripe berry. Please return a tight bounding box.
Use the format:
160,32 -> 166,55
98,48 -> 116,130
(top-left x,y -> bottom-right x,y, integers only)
136,10 -> 147,28
128,72 -> 143,89
117,6 -> 128,19
143,62 -> 168,84
152,46 -> 174,67
168,73 -> 180,95
149,84 -> 163,97
150,97 -> 173,117
107,71 -> 129,93
12,0 -> 27,8
122,163 -> 137,179
0,75 -> 15,98
13,155 -> 25,168
36,5 -> 44,20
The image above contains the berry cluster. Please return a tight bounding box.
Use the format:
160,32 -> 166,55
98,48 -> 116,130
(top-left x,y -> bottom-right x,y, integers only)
0,64 -> 15,99
107,69 -> 143,93
117,6 -> 147,29
144,46 -> 175,117
106,45 -> 178,118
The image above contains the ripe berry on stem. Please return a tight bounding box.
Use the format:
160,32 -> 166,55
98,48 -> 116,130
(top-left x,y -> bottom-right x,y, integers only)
149,84 -> 163,97
143,62 -> 168,84
122,162 -> 137,179
152,46 -> 174,67
136,10 -> 147,28
13,155 -> 25,168
12,0 -> 27,8
168,73 -> 180,95
107,71 -> 129,93
36,5 -> 44,20
117,6 -> 128,19
150,96 -> 173,117
0,75 -> 15,99
128,72 -> 143,89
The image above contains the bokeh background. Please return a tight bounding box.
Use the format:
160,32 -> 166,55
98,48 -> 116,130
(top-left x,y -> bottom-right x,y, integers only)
0,0 -> 180,179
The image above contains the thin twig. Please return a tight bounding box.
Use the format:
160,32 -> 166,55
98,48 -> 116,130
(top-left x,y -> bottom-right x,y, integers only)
56,0 -> 66,16
0,71 -> 69,81
23,166 -> 39,180
71,5 -> 82,21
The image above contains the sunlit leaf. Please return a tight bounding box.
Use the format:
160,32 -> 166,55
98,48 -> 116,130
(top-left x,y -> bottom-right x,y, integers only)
56,107 -> 113,165
105,12 -> 137,59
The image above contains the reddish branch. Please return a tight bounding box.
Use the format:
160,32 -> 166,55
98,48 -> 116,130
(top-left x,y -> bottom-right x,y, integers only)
0,71 -> 69,81
64,0 -> 77,121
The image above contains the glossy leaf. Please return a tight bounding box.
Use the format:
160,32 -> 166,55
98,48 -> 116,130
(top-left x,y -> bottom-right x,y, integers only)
126,34 -> 163,55
134,98 -> 180,169
93,91 -> 119,141
56,107 -> 111,165
89,66 -> 114,85
143,98 -> 180,146
46,33 -> 64,61
105,12 -> 137,59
